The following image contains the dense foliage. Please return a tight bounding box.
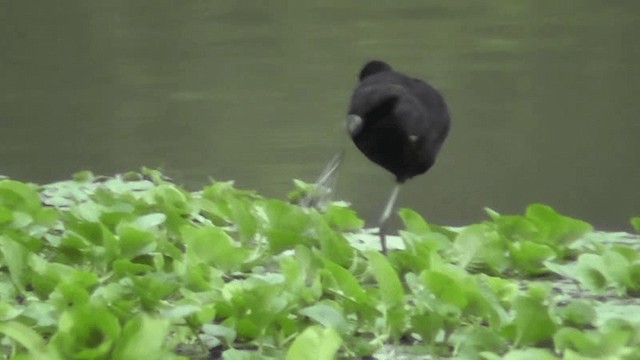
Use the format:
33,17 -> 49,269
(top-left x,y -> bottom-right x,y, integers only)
1,169 -> 639,359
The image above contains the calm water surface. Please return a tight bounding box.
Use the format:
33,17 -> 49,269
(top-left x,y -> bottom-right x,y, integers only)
1,1 -> 639,230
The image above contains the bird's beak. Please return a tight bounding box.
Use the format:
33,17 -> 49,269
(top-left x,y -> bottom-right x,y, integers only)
346,114 -> 363,137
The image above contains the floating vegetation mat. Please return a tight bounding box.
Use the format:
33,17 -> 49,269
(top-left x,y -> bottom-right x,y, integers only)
1,169 -> 639,359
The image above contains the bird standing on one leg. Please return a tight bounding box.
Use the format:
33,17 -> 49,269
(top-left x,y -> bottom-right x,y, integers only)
346,60 -> 451,254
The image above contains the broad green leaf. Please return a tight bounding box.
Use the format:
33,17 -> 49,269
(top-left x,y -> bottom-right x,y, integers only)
602,249 -> 632,294
0,302 -> 22,321
133,213 -> 166,229
421,269 -> 468,310
0,321 -> 61,360
631,217 -> 640,233
116,223 -> 158,259
52,304 -> 121,359
72,170 -> 94,182
321,259 -> 371,308
410,312 -> 443,342
509,241 -> 555,275
398,208 -> 431,234
323,203 -> 364,231
280,248 -> 322,302
28,256 -> 78,297
575,254 -> 608,292
510,288 -> 556,346
367,251 -> 406,338
112,258 -> 154,275
202,323 -> 236,345
260,199 -> 312,253
73,201 -> 102,222
150,184 -> 189,212
317,230 -> 354,267
131,273 -> 180,308
493,214 -> 538,244
525,203 -> 592,248
629,262 -> 640,291
285,326 -> 342,360
182,226 -> 249,271
0,180 -> 41,212
367,251 -> 405,308
553,327 -> 602,357
299,301 -> 349,334
453,223 -> 509,274
112,315 -> 170,360
453,326 -> 508,358
160,304 -> 201,320
0,235 -> 29,290
554,300 -> 596,327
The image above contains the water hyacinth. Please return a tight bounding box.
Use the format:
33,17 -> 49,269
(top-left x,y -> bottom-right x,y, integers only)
0,169 -> 638,359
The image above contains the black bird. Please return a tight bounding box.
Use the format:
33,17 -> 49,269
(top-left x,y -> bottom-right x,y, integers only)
346,60 -> 450,254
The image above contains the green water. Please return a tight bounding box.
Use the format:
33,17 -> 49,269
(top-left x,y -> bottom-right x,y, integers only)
1,1 -> 639,229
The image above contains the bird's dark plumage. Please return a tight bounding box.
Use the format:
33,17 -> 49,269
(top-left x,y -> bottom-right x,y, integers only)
347,60 -> 450,183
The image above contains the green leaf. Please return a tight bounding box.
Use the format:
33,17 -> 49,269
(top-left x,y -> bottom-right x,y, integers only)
72,170 -> 94,182
367,251 -> 405,308
367,251 -> 406,338
575,254 -> 608,292
52,304 -> 121,359
602,249 -> 632,294
0,180 -> 41,212
182,226 -> 249,271
631,217 -> 640,233
285,326 -> 342,360
525,203 -> 592,248
322,203 -> 364,231
133,213 -> 166,229
553,327 -> 601,357
554,300 -> 596,327
299,301 -> 349,334
398,208 -> 431,234
280,248 -> 322,302
320,259 -> 371,308
116,223 -> 158,259
0,235 -> 29,290
509,241 -> 556,275
0,321 -> 61,360
421,269 -> 468,310
453,326 -> 508,358
112,315 -> 170,360
510,287 -> 556,346
261,199 -> 312,253
317,230 -> 354,267
453,223 -> 509,274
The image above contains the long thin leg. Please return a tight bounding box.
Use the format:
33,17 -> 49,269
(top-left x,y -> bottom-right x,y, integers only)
316,149 -> 345,188
300,149 -> 345,208
378,182 -> 401,254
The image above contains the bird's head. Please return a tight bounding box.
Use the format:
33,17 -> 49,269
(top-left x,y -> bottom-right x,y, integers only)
358,60 -> 392,81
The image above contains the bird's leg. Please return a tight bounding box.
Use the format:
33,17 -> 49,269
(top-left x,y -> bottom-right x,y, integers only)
316,149 -> 345,188
300,149 -> 345,208
378,183 -> 402,254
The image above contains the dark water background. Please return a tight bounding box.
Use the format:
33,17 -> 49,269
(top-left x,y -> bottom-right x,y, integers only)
1,1 -> 639,230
